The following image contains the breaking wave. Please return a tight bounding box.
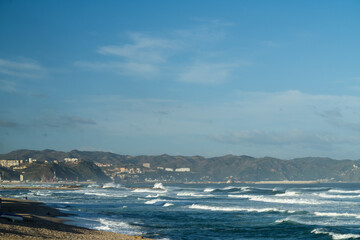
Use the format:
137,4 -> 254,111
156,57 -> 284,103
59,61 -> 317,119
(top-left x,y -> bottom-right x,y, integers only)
189,204 -> 286,213
229,194 -> 326,205
311,228 -> 360,240
314,212 -> 360,219
94,218 -> 142,236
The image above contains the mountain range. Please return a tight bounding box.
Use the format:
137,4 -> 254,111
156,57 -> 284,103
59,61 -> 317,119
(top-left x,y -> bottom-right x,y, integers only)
1,149 -> 360,182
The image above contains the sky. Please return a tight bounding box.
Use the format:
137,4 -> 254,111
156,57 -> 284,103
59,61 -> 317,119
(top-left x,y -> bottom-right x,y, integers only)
1,0 -> 360,159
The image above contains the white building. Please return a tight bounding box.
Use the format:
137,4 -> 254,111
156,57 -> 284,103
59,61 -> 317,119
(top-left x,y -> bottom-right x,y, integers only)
175,168 -> 191,172
142,163 -> 151,168
0,160 -> 20,168
64,158 -> 79,163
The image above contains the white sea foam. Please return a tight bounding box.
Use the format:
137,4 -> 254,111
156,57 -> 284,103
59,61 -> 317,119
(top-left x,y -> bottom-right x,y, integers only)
272,187 -> 284,192
314,212 -> 360,219
189,204 -> 285,213
94,218 -> 142,235
177,192 -> 213,197
84,192 -> 127,198
251,196 -> 324,205
144,199 -> 167,205
153,183 -> 166,190
146,194 -> 160,198
229,194 -> 324,205
329,189 -> 360,194
316,193 -> 360,199
204,188 -> 215,192
311,228 -> 360,240
275,217 -> 291,224
163,203 -> 174,207
276,215 -> 360,227
132,188 -> 166,193
30,190 -> 52,197
275,191 -> 299,197
102,182 -> 122,188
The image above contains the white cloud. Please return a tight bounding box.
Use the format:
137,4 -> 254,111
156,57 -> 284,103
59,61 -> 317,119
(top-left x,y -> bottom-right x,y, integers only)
76,21 -> 247,83
74,61 -> 159,78
0,58 -> 46,78
97,33 -> 176,63
76,33 -> 179,78
178,62 -> 243,84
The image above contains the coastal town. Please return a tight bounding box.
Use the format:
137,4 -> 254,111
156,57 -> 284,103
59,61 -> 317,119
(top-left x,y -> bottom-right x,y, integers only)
0,156 -> 196,184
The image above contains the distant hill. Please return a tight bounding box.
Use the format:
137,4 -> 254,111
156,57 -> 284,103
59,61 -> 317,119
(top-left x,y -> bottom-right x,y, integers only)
0,149 -> 111,182
21,161 -> 110,182
1,149 -> 360,182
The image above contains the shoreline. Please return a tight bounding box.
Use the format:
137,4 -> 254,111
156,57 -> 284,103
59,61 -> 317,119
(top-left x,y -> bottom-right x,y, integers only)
0,197 -> 152,239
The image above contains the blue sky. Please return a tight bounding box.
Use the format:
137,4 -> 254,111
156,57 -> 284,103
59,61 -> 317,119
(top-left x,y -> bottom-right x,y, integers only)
1,0 -> 360,159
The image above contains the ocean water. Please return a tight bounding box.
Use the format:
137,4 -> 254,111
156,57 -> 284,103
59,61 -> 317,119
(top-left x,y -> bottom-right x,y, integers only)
2,182 -> 360,239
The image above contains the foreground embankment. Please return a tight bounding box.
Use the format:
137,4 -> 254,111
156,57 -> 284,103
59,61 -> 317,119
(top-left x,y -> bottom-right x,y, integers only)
0,197 -> 152,240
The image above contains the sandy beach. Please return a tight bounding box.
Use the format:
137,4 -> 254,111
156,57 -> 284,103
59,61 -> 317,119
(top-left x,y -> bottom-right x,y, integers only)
0,197 -> 152,240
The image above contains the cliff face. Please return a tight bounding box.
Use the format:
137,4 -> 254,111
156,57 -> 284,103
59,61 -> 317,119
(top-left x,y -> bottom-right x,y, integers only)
1,149 -> 360,182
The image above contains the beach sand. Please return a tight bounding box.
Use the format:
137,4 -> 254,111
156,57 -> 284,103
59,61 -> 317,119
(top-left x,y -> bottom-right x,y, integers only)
0,197 -> 152,240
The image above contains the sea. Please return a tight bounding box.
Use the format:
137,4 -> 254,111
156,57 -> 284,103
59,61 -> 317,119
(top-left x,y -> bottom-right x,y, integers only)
2,182 -> 360,240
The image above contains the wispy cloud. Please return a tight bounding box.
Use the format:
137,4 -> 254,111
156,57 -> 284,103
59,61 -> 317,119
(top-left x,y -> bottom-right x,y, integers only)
61,116 -> 96,126
76,20 -> 246,83
76,33 -> 178,78
74,61 -> 159,78
0,115 -> 96,131
42,116 -> 97,128
0,119 -> 21,129
0,79 -> 17,93
0,79 -> 49,98
178,62 -> 245,84
97,33 -> 177,62
0,58 -> 46,78
319,108 -> 360,132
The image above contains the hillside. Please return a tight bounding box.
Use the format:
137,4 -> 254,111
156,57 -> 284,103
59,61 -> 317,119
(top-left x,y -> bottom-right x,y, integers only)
1,150 -> 360,182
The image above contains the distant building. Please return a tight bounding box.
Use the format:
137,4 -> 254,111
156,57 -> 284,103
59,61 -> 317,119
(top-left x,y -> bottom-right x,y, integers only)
64,158 -> 79,163
165,168 -> 174,172
28,158 -> 37,164
157,167 -> 164,170
175,168 -> 190,172
13,165 -> 27,170
0,160 -> 20,168
95,162 -> 112,167
142,163 -> 151,168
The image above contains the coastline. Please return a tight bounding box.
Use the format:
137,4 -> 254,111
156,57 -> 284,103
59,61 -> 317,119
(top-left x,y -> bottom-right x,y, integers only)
0,197 -> 152,240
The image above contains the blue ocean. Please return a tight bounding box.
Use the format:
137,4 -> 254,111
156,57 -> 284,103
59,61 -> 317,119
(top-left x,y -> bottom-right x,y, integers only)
2,183 -> 360,240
